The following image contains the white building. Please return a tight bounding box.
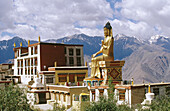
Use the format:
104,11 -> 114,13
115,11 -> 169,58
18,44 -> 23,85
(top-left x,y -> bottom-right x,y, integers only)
13,40 -> 84,84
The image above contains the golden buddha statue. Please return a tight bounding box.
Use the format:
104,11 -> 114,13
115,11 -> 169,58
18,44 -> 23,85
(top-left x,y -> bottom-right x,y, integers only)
91,22 -> 114,78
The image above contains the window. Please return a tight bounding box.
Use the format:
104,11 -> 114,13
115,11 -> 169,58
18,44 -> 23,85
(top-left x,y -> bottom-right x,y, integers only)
46,78 -> 53,84
35,46 -> 37,54
17,60 -> 20,67
65,57 -> 67,65
35,57 -> 37,66
31,47 -> 33,55
69,74 -> 75,82
74,95 -> 79,101
15,51 -> 17,58
21,68 -> 23,75
69,57 -> 74,66
25,68 -> 27,75
77,57 -> 81,66
18,68 -> 20,75
31,58 -> 33,66
25,59 -> 27,66
153,88 -> 159,97
69,48 -> 74,56
28,59 -> 30,66
17,50 -> 19,57
31,68 -> 33,75
81,95 -> 89,101
77,76 -> 85,81
21,60 -> 23,67
59,77 -> 67,82
119,89 -> 125,100
35,67 -> 37,75
28,68 -> 30,75
100,90 -> 104,96
76,49 -> 81,56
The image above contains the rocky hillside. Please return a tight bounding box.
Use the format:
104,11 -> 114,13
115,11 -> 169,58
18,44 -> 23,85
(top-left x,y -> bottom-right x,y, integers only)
0,34 -> 170,83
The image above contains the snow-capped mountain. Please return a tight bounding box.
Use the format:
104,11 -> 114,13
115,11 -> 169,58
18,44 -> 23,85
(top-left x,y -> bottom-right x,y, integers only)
149,35 -> 170,52
0,33 -> 170,83
149,35 -> 169,44
0,37 -> 36,63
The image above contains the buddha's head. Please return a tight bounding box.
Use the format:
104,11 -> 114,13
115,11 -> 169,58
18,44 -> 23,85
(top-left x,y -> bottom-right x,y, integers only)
104,22 -> 112,37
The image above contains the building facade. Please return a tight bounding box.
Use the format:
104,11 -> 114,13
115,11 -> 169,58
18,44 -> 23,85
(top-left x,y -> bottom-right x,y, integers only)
46,85 -> 89,109
39,66 -> 88,85
13,41 -> 84,84
0,64 -> 13,80
114,82 -> 170,107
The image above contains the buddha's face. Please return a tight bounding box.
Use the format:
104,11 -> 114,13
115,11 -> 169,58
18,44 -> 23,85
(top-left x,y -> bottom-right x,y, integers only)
104,28 -> 110,37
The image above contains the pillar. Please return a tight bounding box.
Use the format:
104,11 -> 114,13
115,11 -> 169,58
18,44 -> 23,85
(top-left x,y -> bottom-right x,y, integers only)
55,73 -> 59,84
67,74 -> 69,83
75,74 -> 77,83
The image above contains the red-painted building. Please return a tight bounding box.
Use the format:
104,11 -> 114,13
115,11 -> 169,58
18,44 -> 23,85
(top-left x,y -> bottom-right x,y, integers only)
13,41 -> 84,84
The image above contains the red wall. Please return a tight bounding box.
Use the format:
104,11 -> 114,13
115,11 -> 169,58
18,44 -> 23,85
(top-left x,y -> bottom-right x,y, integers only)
40,44 -> 66,71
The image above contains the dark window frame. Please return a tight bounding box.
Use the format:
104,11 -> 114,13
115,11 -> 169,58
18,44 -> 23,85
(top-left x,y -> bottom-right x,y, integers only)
69,57 -> 74,66
76,49 -> 81,56
69,48 -> 74,56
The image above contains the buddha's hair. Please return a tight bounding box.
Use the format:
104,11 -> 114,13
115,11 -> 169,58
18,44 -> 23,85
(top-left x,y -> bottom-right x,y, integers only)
104,22 -> 112,29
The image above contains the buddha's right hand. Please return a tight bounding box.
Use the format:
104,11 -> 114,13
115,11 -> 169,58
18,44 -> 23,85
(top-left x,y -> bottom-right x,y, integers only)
92,54 -> 96,58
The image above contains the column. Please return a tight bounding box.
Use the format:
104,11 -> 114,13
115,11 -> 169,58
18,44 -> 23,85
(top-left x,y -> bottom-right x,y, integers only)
81,47 -> 84,66
67,74 -> 69,83
55,73 -> 58,84
104,89 -> 108,99
73,48 -> 76,66
33,58 -> 35,75
23,59 -> 25,75
75,74 -> 77,83
19,60 -> 21,75
54,93 -> 57,101
125,89 -> 129,104
90,90 -> 92,102
129,90 -> 131,107
95,89 -> 100,102
30,58 -> 32,75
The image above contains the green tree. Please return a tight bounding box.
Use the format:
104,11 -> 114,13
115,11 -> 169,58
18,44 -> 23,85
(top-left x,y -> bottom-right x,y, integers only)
143,95 -> 170,111
0,84 -> 33,111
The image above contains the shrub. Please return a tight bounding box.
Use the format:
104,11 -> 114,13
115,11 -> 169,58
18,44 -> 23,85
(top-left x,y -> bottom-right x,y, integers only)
0,84 -> 33,111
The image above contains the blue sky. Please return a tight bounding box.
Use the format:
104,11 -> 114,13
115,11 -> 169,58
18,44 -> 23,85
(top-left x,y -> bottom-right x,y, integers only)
0,0 -> 170,40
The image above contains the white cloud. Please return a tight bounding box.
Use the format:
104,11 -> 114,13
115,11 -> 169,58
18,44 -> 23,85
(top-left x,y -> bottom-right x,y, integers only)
110,19 -> 156,40
0,0 -> 113,40
0,1 -> 14,30
1,0 -> 170,40
114,0 -> 170,39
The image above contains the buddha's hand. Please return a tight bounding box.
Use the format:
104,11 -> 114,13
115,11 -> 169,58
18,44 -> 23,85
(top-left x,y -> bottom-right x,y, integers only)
92,53 -> 96,58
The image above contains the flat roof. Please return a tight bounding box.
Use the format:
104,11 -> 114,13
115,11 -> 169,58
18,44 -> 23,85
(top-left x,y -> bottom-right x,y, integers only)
28,42 -> 83,47
39,71 -> 55,74
0,63 -> 14,65
115,82 -> 170,89
49,66 -> 88,70
47,85 -> 87,89
14,42 -> 83,50
0,81 -> 11,83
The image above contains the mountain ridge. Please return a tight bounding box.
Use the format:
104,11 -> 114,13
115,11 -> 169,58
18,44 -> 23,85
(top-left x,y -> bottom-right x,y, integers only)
0,34 -> 170,83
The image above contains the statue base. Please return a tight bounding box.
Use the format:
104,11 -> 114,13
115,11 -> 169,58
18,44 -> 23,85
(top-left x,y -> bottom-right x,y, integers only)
89,60 -> 125,86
